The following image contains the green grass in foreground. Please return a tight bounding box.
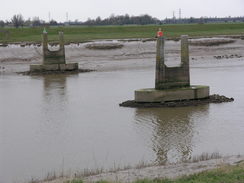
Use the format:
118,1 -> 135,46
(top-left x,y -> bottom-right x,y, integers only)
0,23 -> 244,43
67,162 -> 244,183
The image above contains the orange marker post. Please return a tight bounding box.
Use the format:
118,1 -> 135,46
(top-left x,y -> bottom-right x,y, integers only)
157,28 -> 163,37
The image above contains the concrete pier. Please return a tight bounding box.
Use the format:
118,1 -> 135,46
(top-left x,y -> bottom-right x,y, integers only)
30,31 -> 78,72
155,35 -> 190,89
135,35 -> 210,103
135,85 -> 209,102
42,32 -> 65,65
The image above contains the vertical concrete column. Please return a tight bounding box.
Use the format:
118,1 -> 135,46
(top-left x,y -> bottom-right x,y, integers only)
180,35 -> 190,85
42,32 -> 48,52
181,35 -> 189,66
58,32 -> 66,63
42,32 -> 48,64
155,36 -> 165,89
59,32 -> 65,51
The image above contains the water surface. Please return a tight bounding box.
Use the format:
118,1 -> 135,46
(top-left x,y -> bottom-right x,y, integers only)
1,60 -> 244,183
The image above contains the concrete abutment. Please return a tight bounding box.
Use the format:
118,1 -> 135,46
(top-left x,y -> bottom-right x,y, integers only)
30,31 -> 78,73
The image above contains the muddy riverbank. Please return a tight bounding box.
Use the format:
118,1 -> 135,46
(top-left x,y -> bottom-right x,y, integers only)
0,37 -> 244,74
44,155 -> 244,183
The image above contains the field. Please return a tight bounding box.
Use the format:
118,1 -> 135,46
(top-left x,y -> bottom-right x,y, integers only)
0,23 -> 244,43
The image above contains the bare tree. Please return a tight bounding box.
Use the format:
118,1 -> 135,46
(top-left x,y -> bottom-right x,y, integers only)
11,14 -> 24,28
32,17 -> 41,27
49,19 -> 58,26
0,20 -> 4,27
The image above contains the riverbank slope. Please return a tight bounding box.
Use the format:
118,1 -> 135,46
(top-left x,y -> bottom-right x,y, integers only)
43,155 -> 244,183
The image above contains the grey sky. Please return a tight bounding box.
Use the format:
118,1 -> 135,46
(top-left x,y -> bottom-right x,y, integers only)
1,0 -> 244,22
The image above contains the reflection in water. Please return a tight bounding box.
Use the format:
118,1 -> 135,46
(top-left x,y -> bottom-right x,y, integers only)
31,74 -> 78,133
42,75 -> 68,126
134,105 -> 209,164
43,75 -> 67,97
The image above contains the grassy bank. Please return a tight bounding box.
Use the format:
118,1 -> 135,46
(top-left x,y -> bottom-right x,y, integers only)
0,23 -> 244,43
68,162 -> 244,183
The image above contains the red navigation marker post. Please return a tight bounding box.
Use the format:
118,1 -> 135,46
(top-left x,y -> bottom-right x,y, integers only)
157,28 -> 163,37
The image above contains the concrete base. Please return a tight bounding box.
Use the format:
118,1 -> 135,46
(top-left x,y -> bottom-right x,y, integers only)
30,63 -> 78,72
135,85 -> 210,102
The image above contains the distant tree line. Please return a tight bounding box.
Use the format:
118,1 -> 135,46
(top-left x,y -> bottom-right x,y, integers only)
164,16 -> 244,24
80,14 -> 161,25
0,13 -> 244,28
0,14 -> 58,28
65,14 -> 244,25
74,15 -> 244,26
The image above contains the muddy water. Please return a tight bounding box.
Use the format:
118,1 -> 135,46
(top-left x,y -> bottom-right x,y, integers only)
1,60 -> 244,183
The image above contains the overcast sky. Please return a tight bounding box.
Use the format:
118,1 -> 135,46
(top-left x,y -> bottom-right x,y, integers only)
1,0 -> 244,22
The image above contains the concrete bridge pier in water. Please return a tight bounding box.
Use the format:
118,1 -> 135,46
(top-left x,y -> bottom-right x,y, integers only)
30,31 -> 78,72
135,35 -> 210,102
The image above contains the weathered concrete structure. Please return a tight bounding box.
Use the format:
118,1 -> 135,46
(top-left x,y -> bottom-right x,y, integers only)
135,35 -> 210,103
155,36 -> 190,89
42,31 -> 66,65
30,31 -> 78,72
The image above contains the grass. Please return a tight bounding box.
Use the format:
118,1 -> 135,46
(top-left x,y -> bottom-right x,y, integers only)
0,23 -> 244,43
66,162 -> 244,183
187,152 -> 222,163
134,162 -> 244,183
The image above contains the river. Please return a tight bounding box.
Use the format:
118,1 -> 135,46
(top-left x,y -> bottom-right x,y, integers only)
1,45 -> 244,183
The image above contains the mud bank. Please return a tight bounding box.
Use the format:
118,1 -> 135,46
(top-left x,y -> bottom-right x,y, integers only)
18,68 -> 94,75
189,38 -> 236,46
44,155 -> 244,183
0,36 -> 244,73
120,94 -> 234,108
85,42 -> 124,50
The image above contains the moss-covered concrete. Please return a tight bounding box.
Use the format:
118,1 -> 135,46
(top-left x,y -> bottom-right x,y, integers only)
30,31 -> 78,73
42,32 -> 66,65
155,35 -> 190,90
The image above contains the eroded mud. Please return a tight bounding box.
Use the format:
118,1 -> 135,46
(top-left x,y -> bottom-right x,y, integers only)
0,36 -> 244,74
